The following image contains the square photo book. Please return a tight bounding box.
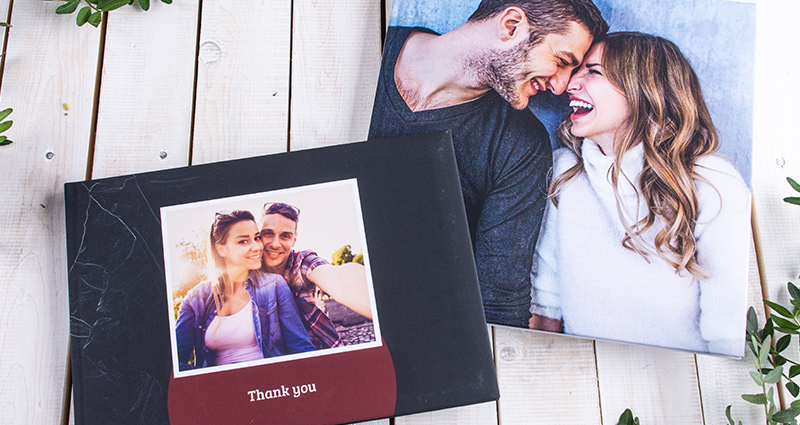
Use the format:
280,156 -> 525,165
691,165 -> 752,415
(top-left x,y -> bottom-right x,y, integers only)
369,0 -> 755,357
65,130 -> 498,425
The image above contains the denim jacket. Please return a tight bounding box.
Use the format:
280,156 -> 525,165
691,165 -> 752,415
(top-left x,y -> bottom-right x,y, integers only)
175,270 -> 315,371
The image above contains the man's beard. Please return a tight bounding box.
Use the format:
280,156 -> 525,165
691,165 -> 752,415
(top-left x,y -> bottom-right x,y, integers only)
477,40 -> 534,110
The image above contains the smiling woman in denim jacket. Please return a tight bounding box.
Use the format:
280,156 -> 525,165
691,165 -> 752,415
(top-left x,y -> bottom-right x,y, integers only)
175,210 -> 315,371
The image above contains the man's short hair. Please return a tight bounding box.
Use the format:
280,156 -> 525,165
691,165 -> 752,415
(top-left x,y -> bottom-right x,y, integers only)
261,202 -> 301,224
468,0 -> 608,46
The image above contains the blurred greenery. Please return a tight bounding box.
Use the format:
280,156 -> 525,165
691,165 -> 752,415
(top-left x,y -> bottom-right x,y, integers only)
331,244 -> 364,265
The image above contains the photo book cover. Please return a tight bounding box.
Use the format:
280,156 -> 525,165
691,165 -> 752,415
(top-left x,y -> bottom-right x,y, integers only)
65,131 -> 498,425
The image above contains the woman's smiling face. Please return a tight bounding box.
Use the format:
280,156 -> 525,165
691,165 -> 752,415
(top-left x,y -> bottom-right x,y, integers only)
566,42 -> 631,155
216,220 -> 263,272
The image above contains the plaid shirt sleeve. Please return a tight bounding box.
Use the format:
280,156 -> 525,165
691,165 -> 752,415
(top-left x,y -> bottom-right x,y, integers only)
288,251 -> 342,349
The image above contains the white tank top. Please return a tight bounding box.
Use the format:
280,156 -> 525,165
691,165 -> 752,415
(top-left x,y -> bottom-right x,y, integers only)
205,299 -> 263,365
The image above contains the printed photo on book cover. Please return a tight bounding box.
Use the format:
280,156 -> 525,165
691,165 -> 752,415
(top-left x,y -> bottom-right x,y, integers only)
161,179 -> 381,378
369,0 -> 754,357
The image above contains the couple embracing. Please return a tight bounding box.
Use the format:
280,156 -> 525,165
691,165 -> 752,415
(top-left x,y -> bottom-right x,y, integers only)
175,203 -> 372,371
369,0 -> 749,356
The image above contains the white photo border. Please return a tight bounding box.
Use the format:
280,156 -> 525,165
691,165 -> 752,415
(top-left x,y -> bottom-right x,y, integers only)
160,178 -> 382,379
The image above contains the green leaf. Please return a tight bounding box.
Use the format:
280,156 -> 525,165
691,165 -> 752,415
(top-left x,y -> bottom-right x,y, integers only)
726,405 -> 735,425
760,335 -> 773,365
161,0 -> 171,4
76,6 -> 91,26
790,365 -> 800,378
0,137 -> 11,146
617,409 -> 637,425
751,371 -> 765,385
97,0 -> 130,12
767,300 -> 795,319
777,355 -> 789,366
775,327 -> 800,335
56,0 -> 80,14
772,410 -> 800,423
88,11 -> 102,27
0,120 -> 13,134
743,393 -> 768,405
788,382 -> 800,397
789,177 -> 800,193
0,22 -> 11,28
790,282 -> 800,303
0,108 -> 11,122
777,335 -> 792,353
766,366 -> 784,384
785,197 -> 800,206
747,307 -> 759,335
138,0 -> 149,10
773,316 -> 800,331
764,317 -> 776,340
792,400 -> 800,411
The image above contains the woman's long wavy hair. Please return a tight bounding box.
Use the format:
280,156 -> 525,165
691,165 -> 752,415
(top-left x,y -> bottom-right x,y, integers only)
551,31 -> 719,279
209,210 -> 256,312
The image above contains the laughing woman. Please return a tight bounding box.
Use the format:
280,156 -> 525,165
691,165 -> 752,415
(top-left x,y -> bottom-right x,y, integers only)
529,32 -> 750,356
176,210 -> 315,371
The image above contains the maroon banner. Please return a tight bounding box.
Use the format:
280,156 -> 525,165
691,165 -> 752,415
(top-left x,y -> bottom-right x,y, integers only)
168,342 -> 396,424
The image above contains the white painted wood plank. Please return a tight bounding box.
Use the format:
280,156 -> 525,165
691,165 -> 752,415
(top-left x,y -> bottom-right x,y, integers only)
495,327 -> 601,424
0,1 -> 100,424
191,0 -> 291,164
289,0 -> 382,150
91,0 -> 198,178
397,326 -> 497,425
0,0 -> 8,49
750,3 -> 800,300
696,239 -> 767,424
750,0 -> 800,413
395,402 -> 496,424
595,342 -> 703,424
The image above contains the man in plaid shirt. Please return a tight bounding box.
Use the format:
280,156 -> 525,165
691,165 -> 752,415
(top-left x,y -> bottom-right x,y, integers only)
259,203 -> 373,349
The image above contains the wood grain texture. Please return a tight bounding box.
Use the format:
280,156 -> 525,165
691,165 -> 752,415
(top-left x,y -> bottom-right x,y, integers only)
751,1 -> 800,304
191,0 -> 291,163
750,0 -> 800,412
595,342 -> 702,425
289,0 -> 382,150
91,0 -> 198,178
495,327 -> 601,424
0,1 -> 100,424
395,402 -> 496,425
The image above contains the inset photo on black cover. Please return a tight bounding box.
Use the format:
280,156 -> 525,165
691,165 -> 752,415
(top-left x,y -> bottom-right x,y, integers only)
161,179 -> 381,378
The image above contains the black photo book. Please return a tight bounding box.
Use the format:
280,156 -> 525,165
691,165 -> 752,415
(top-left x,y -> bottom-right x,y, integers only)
65,131 -> 498,424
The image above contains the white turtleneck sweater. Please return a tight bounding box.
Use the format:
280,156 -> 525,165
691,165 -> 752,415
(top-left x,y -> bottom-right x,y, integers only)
531,140 -> 750,357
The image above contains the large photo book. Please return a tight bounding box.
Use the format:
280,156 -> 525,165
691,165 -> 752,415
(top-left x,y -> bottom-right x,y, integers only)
65,130 -> 498,424
369,0 -> 755,357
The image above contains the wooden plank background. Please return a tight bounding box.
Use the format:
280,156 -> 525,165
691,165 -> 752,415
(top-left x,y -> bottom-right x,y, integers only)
0,0 -> 794,424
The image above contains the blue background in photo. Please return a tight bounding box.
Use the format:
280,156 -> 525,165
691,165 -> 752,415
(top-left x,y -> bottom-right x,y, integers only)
388,0 -> 755,184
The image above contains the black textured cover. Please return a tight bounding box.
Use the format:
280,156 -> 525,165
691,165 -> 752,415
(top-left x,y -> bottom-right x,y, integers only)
65,131 -> 499,424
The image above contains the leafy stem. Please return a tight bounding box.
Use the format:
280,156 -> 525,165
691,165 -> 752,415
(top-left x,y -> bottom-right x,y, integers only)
55,0 -> 172,27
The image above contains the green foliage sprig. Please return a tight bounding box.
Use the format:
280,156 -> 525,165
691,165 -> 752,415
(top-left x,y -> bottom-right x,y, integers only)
0,108 -> 13,146
728,177 -> 800,425
618,409 -> 640,425
56,0 -> 172,27
785,177 -> 800,206
730,295 -> 800,424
